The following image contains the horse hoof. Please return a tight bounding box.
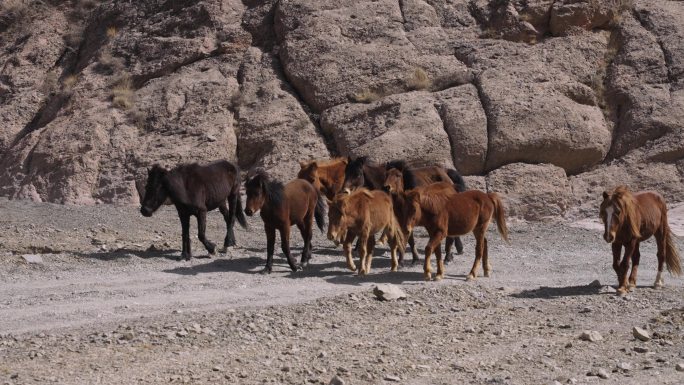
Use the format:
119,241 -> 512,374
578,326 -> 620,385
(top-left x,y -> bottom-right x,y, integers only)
654,283 -> 663,289
466,274 -> 476,282
424,273 -> 432,281
484,271 -> 491,278
616,288 -> 628,296
260,268 -> 272,275
218,247 -> 228,254
434,274 -> 444,281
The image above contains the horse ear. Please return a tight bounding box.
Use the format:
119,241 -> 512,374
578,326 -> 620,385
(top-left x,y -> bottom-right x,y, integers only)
299,160 -> 309,169
602,191 -> 609,200
358,156 -> 368,164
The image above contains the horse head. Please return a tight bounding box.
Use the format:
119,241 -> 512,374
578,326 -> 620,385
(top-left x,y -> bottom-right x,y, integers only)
341,156 -> 367,193
327,193 -> 350,245
244,170 -> 269,216
140,164 -> 169,217
600,186 -> 641,243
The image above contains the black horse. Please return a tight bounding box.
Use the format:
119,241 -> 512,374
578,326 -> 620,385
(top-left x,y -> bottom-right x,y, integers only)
140,160 -> 247,260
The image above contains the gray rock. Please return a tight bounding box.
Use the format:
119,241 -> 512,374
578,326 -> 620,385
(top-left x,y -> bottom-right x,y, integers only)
588,280 -> 602,288
384,375 -> 401,382
617,362 -> 632,371
579,331 -> 603,342
633,346 -> 649,353
675,363 -> 684,372
328,375 -> 345,385
597,368 -> 610,379
21,254 -> 43,264
632,327 -> 650,342
373,284 -> 407,301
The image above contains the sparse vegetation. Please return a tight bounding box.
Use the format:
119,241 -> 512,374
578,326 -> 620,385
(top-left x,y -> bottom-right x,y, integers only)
351,89 -> 382,103
407,68 -> 431,91
128,108 -> 147,130
608,0 -> 635,27
62,74 -> 79,92
111,75 -> 134,110
106,26 -> 117,38
40,72 -> 60,95
0,1 -> 29,32
97,48 -> 125,74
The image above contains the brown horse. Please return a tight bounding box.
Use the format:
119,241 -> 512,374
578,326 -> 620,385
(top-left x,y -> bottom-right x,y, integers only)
244,171 -> 325,273
393,182 -> 509,281
327,188 -> 405,274
297,158 -> 348,200
599,186 -> 682,295
140,160 -> 247,260
383,165 -> 465,263
341,156 -> 388,192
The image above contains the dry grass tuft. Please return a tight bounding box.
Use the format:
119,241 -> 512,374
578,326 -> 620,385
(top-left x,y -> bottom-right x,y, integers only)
351,89 -> 382,103
106,26 -> 117,38
407,68 -> 431,91
111,75 -> 134,110
62,74 -> 79,92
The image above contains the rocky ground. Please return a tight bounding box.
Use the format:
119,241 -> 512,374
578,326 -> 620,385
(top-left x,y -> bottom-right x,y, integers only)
0,198 -> 683,384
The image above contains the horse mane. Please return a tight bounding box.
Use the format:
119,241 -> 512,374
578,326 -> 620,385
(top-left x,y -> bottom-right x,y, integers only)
612,186 -> 642,239
386,160 -> 418,191
247,170 -> 285,207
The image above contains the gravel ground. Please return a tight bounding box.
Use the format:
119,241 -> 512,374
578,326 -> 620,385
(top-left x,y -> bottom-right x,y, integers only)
0,198 -> 683,384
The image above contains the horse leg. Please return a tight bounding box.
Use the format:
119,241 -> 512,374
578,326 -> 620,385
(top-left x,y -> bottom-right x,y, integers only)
279,225 -> 299,272
433,235 -> 447,281
364,234 -> 375,274
616,242 -> 636,295
390,235 -> 399,272
358,231 -> 369,276
654,230 -> 666,288
467,230 -> 486,281
423,233 -> 443,281
343,233 -> 357,272
611,242 -> 622,287
482,238 -> 491,277
444,237 -> 454,265
409,232 -> 420,266
179,212 -> 192,261
628,243 -> 641,290
298,221 -> 313,268
261,225 -> 276,274
196,210 -> 216,256
454,236 -> 464,255
219,202 -> 236,252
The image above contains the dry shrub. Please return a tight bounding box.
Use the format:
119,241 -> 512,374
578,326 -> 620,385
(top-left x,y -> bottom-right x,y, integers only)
62,74 -> 79,92
106,26 -> 117,38
352,89 -> 381,103
407,68 -> 431,91
0,1 -> 29,32
40,72 -> 60,95
111,75 -> 134,110
97,48 -> 125,74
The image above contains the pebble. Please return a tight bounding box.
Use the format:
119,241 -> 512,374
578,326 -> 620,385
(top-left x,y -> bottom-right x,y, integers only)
579,330 -> 603,342
633,346 -> 649,353
176,330 -> 188,337
21,254 -> 43,264
632,327 -> 650,341
676,363 -> 684,372
328,375 -> 345,385
597,369 -> 610,379
579,307 -> 592,314
588,280 -> 601,287
617,362 -> 632,371
373,284 -> 407,301
212,366 -> 223,372
384,375 -> 401,382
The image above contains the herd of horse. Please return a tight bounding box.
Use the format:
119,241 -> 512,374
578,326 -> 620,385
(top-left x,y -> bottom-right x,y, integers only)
139,158 -> 682,294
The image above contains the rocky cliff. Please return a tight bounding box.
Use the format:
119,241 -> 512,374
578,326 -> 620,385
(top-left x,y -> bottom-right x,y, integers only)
1,0 -> 682,220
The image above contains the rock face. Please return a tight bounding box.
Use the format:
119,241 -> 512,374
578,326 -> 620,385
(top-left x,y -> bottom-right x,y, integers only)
0,0 -> 683,219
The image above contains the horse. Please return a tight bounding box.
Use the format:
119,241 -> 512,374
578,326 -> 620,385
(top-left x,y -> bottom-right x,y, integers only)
327,188 -> 405,275
393,182 -> 509,281
599,186 -> 682,295
341,156 -> 388,192
244,170 -> 325,273
297,158 -> 348,200
140,160 -> 247,260
383,163 -> 467,263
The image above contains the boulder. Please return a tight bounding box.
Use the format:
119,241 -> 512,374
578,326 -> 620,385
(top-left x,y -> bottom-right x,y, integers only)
487,163 -> 571,220
373,284 -> 407,301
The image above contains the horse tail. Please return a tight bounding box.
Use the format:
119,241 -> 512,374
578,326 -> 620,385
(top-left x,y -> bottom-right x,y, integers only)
488,192 -> 509,243
231,165 -> 247,229
446,169 -> 467,192
234,192 -> 248,229
663,220 -> 682,276
314,191 -> 326,233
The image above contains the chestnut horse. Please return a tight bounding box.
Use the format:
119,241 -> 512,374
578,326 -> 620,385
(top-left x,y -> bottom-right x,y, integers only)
383,164 -> 466,263
599,186 -> 681,295
327,188 -> 405,274
244,171 -> 325,273
140,160 -> 247,260
393,182 -> 509,281
297,158 -> 348,200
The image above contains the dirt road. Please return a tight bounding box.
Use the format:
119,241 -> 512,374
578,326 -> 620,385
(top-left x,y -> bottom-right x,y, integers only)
0,199 -> 682,384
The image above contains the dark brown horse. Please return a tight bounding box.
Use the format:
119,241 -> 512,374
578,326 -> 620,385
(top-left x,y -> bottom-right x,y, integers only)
341,156 -> 388,192
393,182 -> 509,281
599,186 -> 682,295
244,171 -> 325,273
327,188 -> 405,274
140,160 -> 247,260
297,158 -> 348,200
383,163 -> 466,263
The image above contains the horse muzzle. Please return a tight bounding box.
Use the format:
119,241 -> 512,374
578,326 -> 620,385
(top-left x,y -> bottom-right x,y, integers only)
140,207 -> 153,217
603,232 -> 615,243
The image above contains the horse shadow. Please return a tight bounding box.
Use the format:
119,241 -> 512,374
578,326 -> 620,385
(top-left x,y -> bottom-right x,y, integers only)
76,248 -> 180,261
163,255 -> 265,275
511,284 -> 608,299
